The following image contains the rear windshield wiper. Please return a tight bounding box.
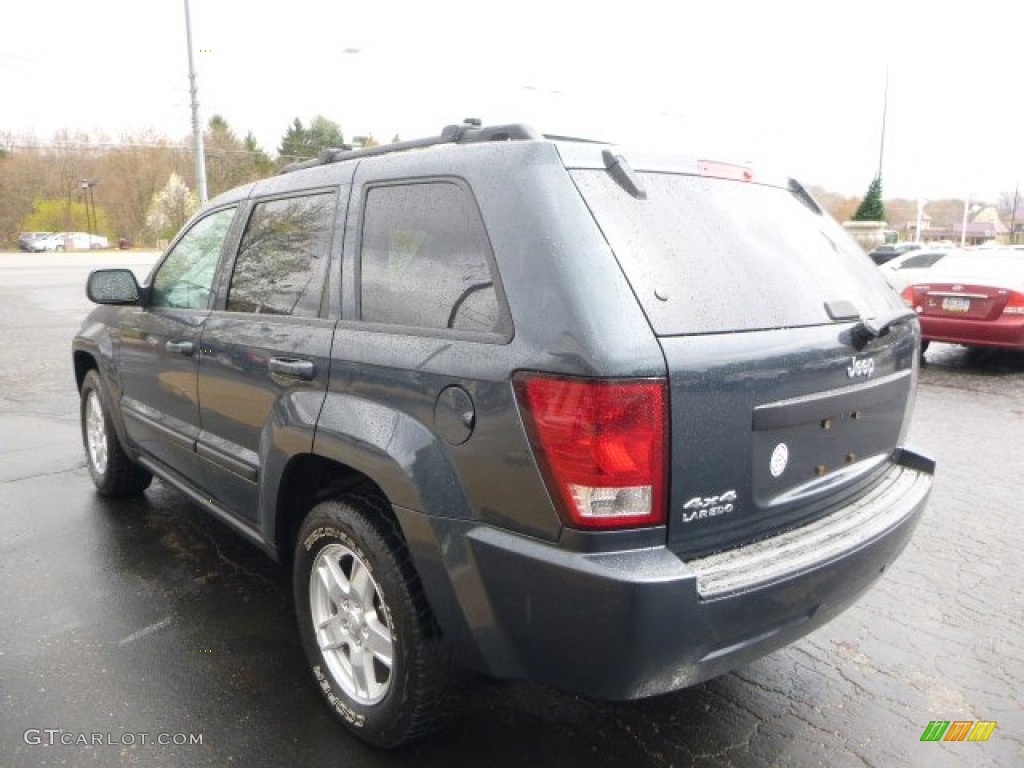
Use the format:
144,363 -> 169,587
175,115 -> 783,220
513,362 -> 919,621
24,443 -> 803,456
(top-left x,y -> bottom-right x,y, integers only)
602,150 -> 647,200
851,308 -> 918,349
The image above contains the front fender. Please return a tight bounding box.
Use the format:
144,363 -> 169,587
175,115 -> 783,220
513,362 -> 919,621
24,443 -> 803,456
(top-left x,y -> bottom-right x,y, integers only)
73,309 -> 133,452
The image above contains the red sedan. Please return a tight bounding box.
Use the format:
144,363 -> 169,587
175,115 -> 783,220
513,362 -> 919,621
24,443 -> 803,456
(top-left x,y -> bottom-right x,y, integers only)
902,250 -> 1024,351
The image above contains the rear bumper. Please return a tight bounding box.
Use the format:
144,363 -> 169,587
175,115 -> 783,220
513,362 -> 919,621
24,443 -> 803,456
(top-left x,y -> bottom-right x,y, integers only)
920,315 -> 1024,349
399,449 -> 933,700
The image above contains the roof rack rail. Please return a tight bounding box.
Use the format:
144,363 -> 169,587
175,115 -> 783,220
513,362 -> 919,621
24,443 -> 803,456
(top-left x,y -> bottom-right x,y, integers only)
543,134 -> 610,145
279,119 -> 543,174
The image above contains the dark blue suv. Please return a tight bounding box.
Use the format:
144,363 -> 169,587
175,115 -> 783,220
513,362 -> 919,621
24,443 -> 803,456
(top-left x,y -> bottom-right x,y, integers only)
73,121 -> 934,747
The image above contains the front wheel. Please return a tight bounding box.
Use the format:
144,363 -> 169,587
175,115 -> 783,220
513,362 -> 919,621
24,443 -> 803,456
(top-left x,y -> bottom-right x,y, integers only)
80,370 -> 152,496
293,494 -> 450,748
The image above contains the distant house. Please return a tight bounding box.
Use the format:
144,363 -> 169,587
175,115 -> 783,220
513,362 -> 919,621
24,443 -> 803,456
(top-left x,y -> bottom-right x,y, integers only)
917,205 -> 1009,246
900,212 -> 933,240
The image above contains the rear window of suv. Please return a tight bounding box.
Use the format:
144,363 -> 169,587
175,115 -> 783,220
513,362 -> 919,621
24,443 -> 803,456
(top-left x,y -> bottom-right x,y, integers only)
571,171 -> 895,335
359,181 -> 507,337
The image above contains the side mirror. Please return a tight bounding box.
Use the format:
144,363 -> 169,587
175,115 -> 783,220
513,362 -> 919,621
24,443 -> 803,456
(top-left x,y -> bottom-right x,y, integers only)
86,269 -> 141,305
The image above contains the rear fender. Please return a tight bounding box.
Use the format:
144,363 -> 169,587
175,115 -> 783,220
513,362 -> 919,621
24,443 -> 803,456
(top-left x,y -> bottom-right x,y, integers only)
312,392 -> 471,520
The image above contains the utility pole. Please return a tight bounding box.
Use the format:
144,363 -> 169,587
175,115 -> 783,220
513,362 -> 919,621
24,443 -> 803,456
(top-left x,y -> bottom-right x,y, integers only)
80,180 -> 97,238
184,0 -> 208,203
1010,184 -> 1019,245
961,195 -> 971,248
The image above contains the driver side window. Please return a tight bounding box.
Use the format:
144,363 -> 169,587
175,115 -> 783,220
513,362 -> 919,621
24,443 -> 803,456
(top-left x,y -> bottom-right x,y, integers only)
151,207 -> 236,309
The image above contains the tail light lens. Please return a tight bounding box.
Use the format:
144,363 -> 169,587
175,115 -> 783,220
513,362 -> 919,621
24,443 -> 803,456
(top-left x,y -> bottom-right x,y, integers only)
901,286 -> 917,307
1002,291 -> 1024,315
514,374 -> 667,529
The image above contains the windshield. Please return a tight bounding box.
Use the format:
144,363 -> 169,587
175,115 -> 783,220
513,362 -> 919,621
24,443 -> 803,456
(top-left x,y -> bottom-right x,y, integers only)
571,171 -> 901,335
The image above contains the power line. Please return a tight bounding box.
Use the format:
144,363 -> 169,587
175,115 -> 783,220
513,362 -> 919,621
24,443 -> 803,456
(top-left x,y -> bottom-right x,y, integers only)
1,140 -> 307,161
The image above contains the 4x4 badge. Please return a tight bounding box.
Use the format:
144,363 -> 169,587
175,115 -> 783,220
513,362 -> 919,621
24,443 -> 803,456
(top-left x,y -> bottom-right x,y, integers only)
847,356 -> 875,379
682,490 -> 737,523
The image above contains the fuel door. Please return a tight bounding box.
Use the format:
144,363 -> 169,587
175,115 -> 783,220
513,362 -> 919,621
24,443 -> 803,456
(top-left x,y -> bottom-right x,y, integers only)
434,385 -> 476,445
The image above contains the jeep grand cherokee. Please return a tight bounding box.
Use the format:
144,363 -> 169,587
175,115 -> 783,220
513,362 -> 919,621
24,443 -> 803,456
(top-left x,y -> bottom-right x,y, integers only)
73,121 -> 934,747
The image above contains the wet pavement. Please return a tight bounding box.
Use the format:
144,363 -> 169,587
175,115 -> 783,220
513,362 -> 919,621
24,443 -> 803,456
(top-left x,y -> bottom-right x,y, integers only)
1,252 -> 1021,767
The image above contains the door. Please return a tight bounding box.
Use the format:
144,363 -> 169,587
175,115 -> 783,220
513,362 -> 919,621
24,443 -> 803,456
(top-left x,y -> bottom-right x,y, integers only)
118,206 -> 238,477
196,190 -> 341,524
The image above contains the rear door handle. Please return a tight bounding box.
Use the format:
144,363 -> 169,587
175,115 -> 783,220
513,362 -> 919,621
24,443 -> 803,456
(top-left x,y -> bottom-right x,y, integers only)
166,340 -> 194,356
269,357 -> 316,381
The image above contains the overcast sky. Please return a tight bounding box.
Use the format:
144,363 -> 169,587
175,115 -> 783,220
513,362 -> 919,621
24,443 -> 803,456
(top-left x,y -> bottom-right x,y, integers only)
3,0 -> 1022,202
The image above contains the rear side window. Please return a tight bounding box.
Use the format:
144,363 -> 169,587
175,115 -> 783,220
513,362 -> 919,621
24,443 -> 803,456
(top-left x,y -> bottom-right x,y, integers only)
227,192 -> 336,317
896,253 -> 944,270
359,182 -> 505,335
571,171 -> 896,335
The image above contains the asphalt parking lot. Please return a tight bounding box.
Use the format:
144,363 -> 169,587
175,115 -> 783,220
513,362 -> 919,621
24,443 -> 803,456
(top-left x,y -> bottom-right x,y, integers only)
0,252 -> 1021,767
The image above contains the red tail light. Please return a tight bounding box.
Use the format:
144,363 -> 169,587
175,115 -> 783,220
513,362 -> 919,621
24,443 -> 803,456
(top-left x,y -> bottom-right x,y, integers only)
1003,291 -> 1024,315
514,374 -> 667,529
901,286 -> 920,309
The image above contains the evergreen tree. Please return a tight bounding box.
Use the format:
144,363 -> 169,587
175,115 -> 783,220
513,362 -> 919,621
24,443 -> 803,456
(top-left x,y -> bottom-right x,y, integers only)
243,132 -> 274,176
277,116 -> 345,161
852,177 -> 886,221
203,115 -> 275,195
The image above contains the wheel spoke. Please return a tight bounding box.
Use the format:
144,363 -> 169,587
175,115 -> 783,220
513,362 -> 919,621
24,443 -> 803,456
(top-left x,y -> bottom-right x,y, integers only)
349,646 -> 370,699
317,615 -> 348,652
366,618 -> 393,664
364,649 -> 387,700
349,557 -> 375,609
317,553 -> 351,606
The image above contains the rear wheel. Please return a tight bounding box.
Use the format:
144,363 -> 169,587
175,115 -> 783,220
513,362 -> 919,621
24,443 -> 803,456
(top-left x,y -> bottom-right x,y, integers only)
80,370 -> 152,497
293,494 -> 450,748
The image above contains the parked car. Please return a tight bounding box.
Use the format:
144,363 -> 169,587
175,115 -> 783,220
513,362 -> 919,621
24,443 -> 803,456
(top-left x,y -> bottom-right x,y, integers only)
902,249 -> 1024,352
73,121 -> 935,748
868,241 -> 923,265
17,231 -> 52,252
28,233 -> 67,252
29,231 -> 109,251
880,247 -> 958,293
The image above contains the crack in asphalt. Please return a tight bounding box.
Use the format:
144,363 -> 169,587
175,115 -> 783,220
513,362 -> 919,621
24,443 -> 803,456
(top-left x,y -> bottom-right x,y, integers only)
0,408 -> 78,422
146,506 -> 282,593
0,463 -> 86,485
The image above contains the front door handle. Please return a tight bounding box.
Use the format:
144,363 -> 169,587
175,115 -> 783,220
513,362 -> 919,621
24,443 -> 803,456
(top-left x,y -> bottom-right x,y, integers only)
166,339 -> 194,356
269,357 -> 316,381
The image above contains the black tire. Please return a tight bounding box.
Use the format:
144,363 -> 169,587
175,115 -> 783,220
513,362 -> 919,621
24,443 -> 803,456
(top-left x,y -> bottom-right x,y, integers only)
293,494 -> 450,748
919,339 -> 930,365
80,370 -> 153,497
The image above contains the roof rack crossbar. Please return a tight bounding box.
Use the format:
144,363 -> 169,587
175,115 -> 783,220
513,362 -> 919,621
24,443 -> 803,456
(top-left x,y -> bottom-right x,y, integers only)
279,120 -> 543,174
